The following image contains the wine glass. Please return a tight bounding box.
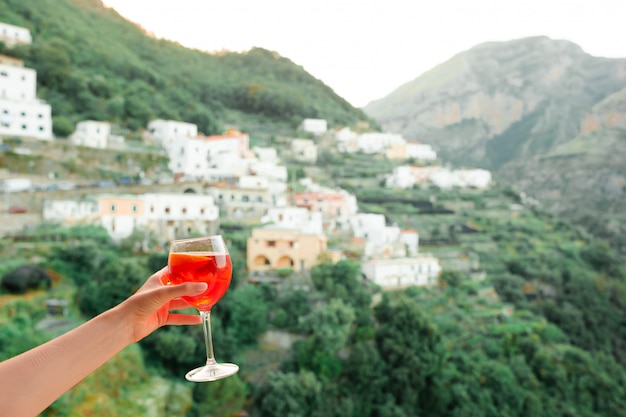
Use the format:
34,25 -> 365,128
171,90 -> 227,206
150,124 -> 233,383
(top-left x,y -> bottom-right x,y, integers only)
167,235 -> 239,382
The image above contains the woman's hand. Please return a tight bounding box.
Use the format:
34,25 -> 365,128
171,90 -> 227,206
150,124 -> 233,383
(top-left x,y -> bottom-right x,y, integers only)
0,266 -> 209,417
116,266 -> 207,343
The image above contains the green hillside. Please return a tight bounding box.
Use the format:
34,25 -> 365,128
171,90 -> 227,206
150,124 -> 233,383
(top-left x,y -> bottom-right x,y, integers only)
0,0 -> 369,136
3,179 -> 626,417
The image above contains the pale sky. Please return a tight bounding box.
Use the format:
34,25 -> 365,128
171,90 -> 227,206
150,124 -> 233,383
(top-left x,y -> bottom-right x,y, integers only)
101,0 -> 626,108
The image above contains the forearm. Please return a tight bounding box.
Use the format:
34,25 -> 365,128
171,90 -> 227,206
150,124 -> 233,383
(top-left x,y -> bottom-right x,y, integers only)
0,305 -> 133,417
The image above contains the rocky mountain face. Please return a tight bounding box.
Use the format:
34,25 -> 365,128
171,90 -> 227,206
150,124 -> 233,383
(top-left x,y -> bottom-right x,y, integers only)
364,36 -> 626,169
498,88 -> 626,250
364,37 -> 626,253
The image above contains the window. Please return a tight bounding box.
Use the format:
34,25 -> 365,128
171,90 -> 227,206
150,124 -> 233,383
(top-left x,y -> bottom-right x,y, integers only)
110,204 -> 116,212
267,240 -> 276,247
242,195 -> 249,202
182,207 -> 187,214
165,207 -> 170,214
131,204 -> 138,213
38,126 -> 44,131
21,124 -> 27,130
200,208 -> 205,214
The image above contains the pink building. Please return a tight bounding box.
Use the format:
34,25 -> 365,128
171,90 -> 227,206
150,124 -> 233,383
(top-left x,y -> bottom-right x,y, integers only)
98,195 -> 145,241
293,191 -> 357,218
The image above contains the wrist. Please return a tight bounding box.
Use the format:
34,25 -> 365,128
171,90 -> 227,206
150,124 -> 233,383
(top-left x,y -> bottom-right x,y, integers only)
100,302 -> 135,348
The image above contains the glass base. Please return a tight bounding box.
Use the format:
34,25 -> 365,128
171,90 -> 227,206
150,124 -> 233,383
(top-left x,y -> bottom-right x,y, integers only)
185,362 -> 239,382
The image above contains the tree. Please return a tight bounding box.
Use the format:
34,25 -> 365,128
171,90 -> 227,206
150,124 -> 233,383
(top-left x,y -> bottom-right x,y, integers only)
226,284 -> 269,346
29,38 -> 73,90
191,373 -> 247,416
77,257 -> 148,317
251,371 -> 322,417
374,295 -> 447,415
292,299 -> 355,380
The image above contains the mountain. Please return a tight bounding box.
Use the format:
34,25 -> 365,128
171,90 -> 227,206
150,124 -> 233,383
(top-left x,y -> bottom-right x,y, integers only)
0,0 -> 370,136
364,36 -> 626,253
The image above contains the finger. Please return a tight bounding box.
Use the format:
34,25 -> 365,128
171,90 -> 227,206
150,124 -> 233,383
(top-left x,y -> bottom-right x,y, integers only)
165,314 -> 203,326
168,298 -> 198,311
154,282 -> 208,304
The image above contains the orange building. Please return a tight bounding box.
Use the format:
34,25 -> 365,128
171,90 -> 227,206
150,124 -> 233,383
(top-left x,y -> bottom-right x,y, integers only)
246,228 -> 327,273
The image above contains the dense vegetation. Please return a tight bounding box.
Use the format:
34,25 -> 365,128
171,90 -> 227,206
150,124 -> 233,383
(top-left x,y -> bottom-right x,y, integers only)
2,174 -> 626,416
0,0 -> 369,137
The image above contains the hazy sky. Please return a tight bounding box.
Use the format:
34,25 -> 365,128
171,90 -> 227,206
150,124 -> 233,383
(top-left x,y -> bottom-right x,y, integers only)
101,0 -> 626,108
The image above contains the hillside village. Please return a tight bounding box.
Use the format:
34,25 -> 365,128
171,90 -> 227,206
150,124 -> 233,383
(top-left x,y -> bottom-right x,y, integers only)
5,8 -> 626,416
0,21 -> 493,291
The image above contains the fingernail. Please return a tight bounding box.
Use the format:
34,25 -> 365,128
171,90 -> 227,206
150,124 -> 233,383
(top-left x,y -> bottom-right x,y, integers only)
193,282 -> 208,292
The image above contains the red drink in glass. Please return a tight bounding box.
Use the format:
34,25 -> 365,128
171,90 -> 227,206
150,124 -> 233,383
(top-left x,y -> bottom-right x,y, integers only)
168,252 -> 232,312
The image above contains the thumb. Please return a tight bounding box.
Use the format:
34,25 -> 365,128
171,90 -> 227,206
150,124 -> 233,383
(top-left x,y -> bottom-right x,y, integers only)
160,281 -> 208,301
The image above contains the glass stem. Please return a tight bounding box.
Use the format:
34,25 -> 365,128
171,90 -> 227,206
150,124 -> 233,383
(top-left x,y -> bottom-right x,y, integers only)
200,310 -> 217,367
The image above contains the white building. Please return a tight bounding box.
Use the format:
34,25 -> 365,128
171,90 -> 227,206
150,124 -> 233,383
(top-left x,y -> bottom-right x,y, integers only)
430,168 -> 492,189
0,22 -> 32,47
291,138 -> 317,163
248,160 -> 288,183
361,255 -> 442,289
167,130 -> 250,181
357,132 -> 405,154
385,166 -> 418,189
299,118 -> 327,135
69,120 -> 111,149
207,179 -> 286,223
347,213 -> 420,258
334,127 -> 358,153
42,199 -> 99,224
385,166 -> 491,190
238,175 -> 270,190
252,146 -> 279,164
146,119 -> 197,150
0,55 -> 53,141
348,213 -> 387,241
406,142 -> 437,161
261,206 -> 323,235
385,165 -> 445,189
400,229 -> 419,257
142,193 -> 220,241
